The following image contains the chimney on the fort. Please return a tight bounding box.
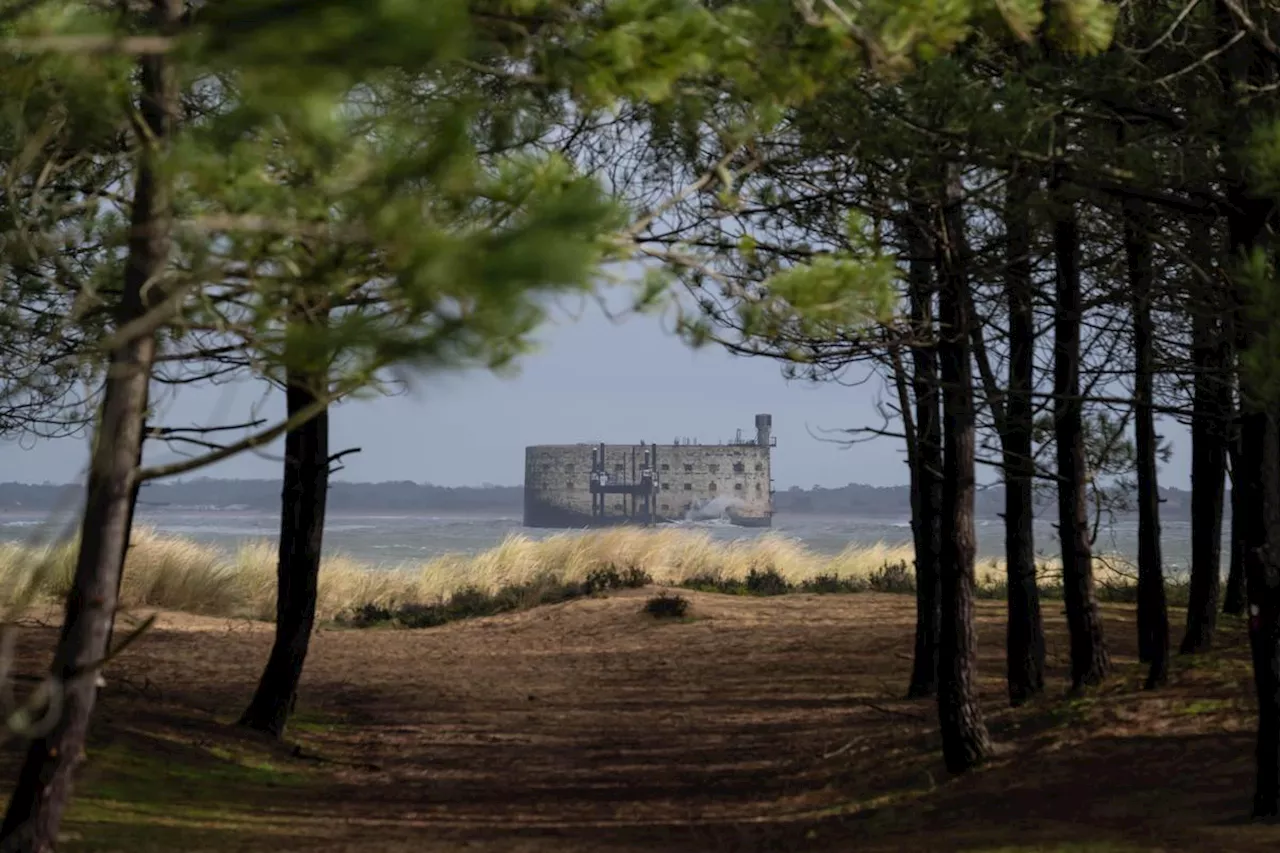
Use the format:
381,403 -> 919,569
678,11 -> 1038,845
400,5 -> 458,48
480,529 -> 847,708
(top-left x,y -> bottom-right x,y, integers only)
755,413 -> 773,448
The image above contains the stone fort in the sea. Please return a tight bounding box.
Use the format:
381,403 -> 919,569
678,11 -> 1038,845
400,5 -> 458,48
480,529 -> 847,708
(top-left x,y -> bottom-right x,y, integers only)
523,415 -> 775,529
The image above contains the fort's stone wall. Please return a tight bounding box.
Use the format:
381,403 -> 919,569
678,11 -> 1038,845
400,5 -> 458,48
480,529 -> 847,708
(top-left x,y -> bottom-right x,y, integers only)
523,434 -> 772,528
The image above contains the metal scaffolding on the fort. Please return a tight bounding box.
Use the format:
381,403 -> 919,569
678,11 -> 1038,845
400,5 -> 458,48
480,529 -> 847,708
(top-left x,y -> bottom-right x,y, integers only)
589,441 -> 659,526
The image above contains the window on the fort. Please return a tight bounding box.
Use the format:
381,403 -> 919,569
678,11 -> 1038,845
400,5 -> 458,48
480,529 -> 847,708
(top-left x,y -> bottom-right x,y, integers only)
683,483 -> 692,490
615,463 -> 625,472
734,483 -> 743,491
755,463 -> 764,472
565,481 -> 573,489
708,482 -> 717,491
684,463 -> 693,473
755,483 -> 762,493
662,483 -> 670,490
661,463 -> 670,471
614,502 -> 625,511
708,463 -> 719,474
733,462 -> 745,474
661,503 -> 670,511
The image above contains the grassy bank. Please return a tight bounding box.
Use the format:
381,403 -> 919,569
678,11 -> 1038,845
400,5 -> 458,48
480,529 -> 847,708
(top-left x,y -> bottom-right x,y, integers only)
0,526 -> 1157,624
0,527 -> 922,620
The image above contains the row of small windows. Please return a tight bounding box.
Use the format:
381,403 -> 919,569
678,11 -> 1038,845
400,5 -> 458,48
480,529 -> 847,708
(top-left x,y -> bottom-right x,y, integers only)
656,462 -> 764,474
660,482 -> 760,493
552,461 -> 764,475
594,502 -> 777,513
565,481 -> 762,493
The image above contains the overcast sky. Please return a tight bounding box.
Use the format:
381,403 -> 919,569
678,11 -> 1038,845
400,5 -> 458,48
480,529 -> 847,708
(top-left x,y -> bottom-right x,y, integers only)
0,287 -> 1194,491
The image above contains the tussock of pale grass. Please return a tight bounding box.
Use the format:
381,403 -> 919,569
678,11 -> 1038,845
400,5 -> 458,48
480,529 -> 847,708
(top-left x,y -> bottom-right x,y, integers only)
0,524 -> 1126,621
229,541 -> 420,622
120,529 -> 241,615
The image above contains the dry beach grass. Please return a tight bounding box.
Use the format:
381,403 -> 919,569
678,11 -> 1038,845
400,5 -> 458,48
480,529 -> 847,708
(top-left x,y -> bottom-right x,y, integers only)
0,525 -> 1143,624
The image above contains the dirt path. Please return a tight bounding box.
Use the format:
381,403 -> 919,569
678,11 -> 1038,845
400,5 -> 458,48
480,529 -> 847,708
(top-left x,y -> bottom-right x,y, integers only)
3,589 -> 1278,851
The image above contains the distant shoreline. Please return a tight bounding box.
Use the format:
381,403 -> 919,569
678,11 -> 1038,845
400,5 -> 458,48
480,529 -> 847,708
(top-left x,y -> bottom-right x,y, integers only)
0,477 -> 1210,520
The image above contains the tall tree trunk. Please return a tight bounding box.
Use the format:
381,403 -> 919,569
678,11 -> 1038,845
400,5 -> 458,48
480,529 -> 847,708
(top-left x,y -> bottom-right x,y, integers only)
1124,198 -> 1168,688
1225,414 -> 1247,616
1225,192 -> 1280,818
904,199 -> 942,700
1238,400 -> 1280,817
0,3 -> 179,847
1214,2 -> 1280,813
1182,216 -> 1228,653
1050,123 -> 1110,690
935,164 -> 991,772
239,352 -> 330,739
1234,276 -> 1280,817
1003,165 -> 1045,706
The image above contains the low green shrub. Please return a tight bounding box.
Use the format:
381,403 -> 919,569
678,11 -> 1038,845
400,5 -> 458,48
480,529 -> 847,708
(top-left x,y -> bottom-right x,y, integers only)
745,567 -> 791,596
679,573 -> 746,595
866,561 -> 915,594
583,563 -> 653,594
341,558 -> 1174,631
798,573 -> 867,594
643,592 -> 689,619
341,563 -> 660,629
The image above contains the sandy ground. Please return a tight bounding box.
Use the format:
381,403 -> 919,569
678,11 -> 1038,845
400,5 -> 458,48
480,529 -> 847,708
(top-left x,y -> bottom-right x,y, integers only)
1,589 -> 1278,852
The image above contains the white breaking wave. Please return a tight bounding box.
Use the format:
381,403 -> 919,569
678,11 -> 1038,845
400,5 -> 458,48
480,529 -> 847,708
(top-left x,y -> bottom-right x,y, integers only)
682,496 -> 748,522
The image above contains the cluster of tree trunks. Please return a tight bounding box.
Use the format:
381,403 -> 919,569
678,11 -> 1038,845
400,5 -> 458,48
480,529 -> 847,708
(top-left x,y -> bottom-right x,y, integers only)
0,1 -> 183,846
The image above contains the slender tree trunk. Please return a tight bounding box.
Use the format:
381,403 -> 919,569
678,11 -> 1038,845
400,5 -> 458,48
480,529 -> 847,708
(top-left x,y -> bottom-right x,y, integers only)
935,164 -> 991,772
1124,198 -> 1168,687
1002,165 -> 1045,706
1225,195 -> 1280,818
1182,216 -> 1227,653
239,353 -> 330,739
1239,403 -> 1280,818
1225,414 -> 1247,616
0,4 -> 178,847
904,199 -> 942,700
1234,287 -> 1280,817
1050,126 -> 1109,690
1213,2 -> 1280,815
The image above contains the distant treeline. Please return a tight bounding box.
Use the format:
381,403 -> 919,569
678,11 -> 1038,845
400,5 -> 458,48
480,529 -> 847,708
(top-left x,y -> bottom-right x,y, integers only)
0,478 -> 1206,519
0,479 -> 524,513
772,483 -> 1203,520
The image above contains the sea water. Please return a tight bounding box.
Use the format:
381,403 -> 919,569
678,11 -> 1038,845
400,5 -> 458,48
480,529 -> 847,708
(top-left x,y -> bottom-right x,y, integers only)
0,508 -> 1212,576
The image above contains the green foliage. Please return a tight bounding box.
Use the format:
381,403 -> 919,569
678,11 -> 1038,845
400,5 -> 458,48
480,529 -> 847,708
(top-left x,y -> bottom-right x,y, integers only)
583,563 -> 654,593
866,561 -> 916,594
744,566 -> 791,595
1234,248 -> 1280,409
1044,0 -> 1117,55
1,0 -> 1130,422
1247,119 -> 1280,198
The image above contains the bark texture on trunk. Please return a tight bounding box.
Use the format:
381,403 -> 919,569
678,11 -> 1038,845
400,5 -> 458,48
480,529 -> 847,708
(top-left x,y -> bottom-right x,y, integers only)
1002,166 -> 1045,706
1181,216 -> 1228,654
1239,406 -> 1280,818
239,358 -> 330,739
1124,198 -> 1168,688
1225,189 -> 1280,818
935,165 -> 991,773
904,200 -> 942,700
1050,136 -> 1109,690
0,4 -> 179,847
1225,423 -> 1247,616
1213,3 -> 1280,812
